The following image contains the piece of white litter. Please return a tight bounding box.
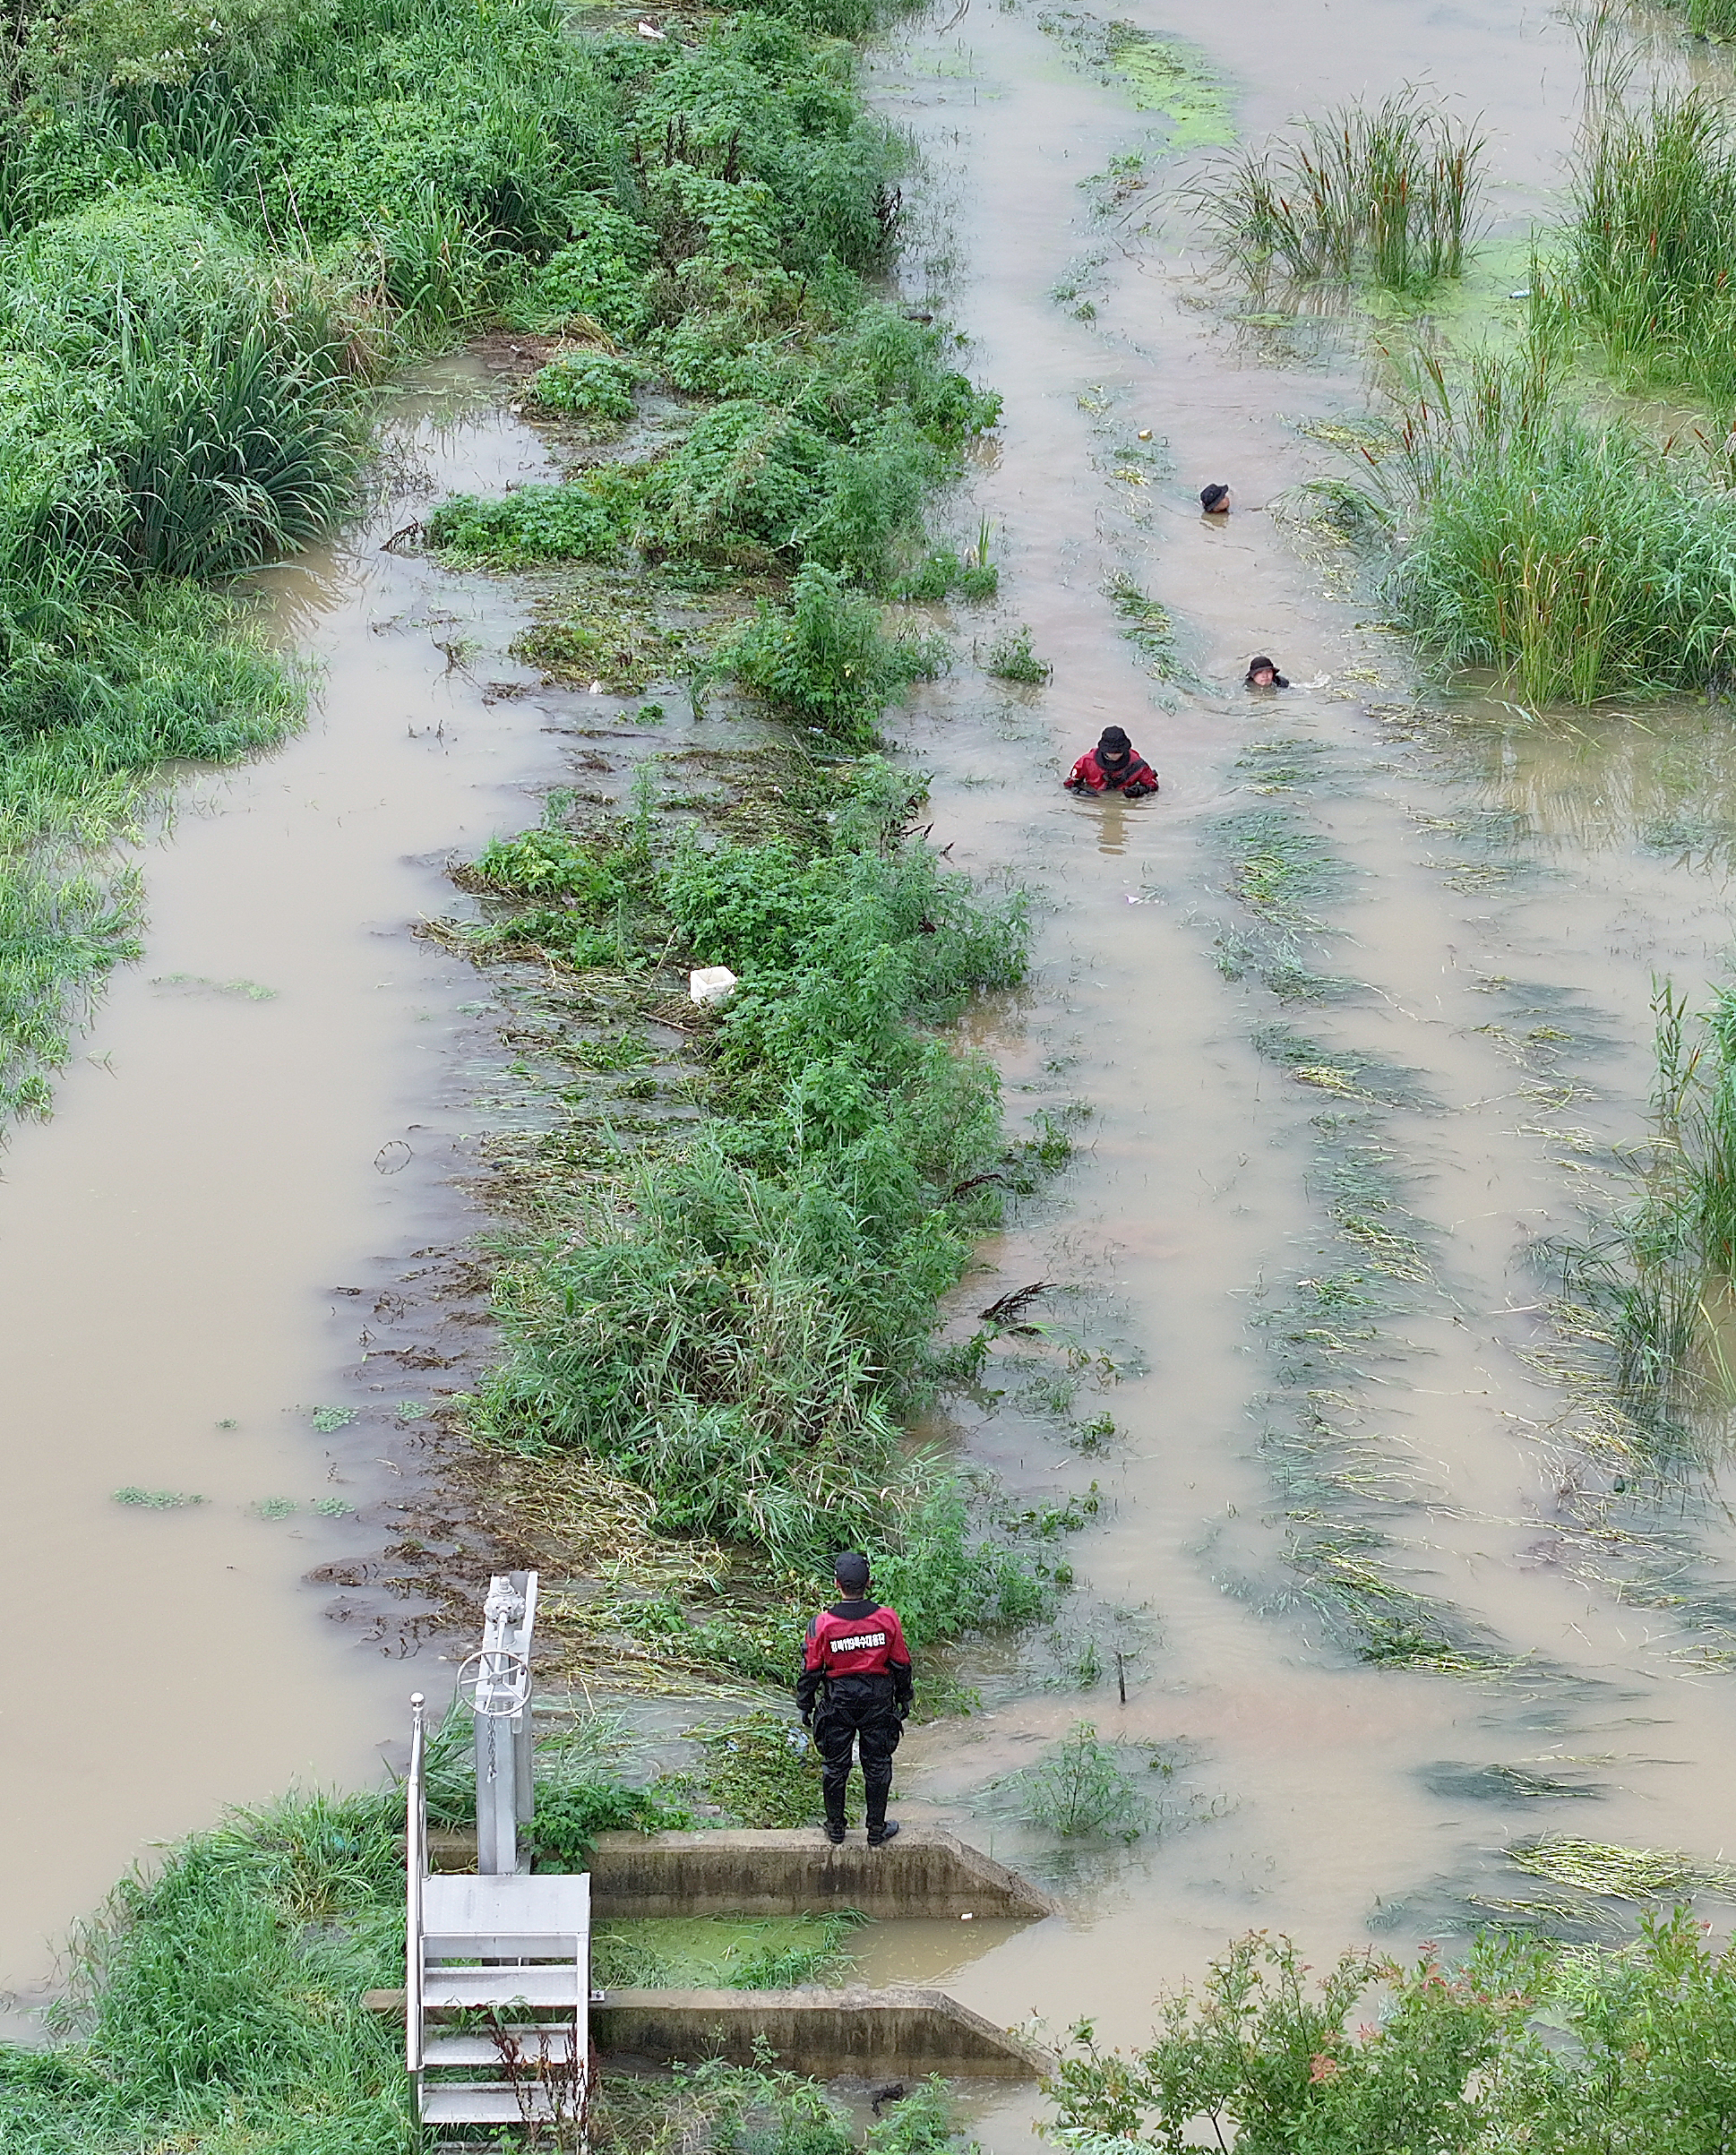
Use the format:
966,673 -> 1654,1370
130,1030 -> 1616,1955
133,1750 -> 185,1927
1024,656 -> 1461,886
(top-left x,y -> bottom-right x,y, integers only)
960,1911 -> 974,1921
690,966 -> 738,1006
1508,288 -> 1532,300
637,18 -> 666,34
589,680 -> 605,694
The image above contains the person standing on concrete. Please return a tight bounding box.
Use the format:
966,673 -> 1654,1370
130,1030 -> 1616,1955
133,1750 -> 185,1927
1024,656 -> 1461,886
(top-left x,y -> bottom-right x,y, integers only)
796,1552 -> 913,1847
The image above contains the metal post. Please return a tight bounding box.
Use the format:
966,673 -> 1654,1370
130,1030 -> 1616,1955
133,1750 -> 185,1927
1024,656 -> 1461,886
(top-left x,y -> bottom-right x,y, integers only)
460,1571 -> 538,1875
406,1692 -> 427,2104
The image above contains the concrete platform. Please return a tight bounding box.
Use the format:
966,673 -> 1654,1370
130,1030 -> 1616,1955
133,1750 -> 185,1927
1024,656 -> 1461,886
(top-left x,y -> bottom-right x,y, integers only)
585,1828 -> 1058,1921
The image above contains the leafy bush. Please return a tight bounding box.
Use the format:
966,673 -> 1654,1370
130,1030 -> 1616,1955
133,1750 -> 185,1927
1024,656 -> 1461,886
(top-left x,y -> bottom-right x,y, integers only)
529,348 -> 638,418
713,562 -> 944,744
1044,1914 -> 1736,2155
425,479 -> 622,564
528,1778 -> 697,1867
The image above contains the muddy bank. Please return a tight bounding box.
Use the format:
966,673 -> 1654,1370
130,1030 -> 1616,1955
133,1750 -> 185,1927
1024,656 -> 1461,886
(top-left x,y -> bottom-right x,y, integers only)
0,362 -> 572,2002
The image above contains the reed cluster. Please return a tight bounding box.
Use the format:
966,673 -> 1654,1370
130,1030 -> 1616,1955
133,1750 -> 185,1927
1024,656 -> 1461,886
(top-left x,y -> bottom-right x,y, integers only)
1565,86 -> 1736,399
1560,982 -> 1736,1449
1200,90 -> 1484,289
1357,348 -> 1736,704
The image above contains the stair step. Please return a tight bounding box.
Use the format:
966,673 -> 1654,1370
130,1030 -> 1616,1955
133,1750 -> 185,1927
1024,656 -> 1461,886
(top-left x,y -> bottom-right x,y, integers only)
425,1933 -> 585,1960
423,1874 -> 590,1931
421,2082 -> 574,2124
423,2029 -> 580,2067
424,1967 -> 583,2008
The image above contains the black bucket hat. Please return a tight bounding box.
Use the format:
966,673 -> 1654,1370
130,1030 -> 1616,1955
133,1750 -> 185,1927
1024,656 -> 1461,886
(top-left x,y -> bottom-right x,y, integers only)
1098,725 -> 1131,755
1200,483 -> 1230,511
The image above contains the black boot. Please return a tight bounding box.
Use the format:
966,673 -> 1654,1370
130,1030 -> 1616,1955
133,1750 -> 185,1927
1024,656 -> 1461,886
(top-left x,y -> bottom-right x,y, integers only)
825,1817 -> 846,1844
866,1819 -> 899,1847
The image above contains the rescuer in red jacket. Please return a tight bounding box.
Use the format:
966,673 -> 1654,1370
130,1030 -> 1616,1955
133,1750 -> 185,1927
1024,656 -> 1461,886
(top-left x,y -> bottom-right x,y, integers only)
1064,725 -> 1160,798
796,1551 -> 914,1846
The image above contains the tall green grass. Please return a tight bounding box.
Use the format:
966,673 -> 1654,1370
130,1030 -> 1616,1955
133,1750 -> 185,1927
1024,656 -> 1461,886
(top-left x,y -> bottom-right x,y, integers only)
1564,85 -> 1736,399
1352,347 -> 1736,705
1560,980 -> 1736,1451
1199,90 -> 1483,289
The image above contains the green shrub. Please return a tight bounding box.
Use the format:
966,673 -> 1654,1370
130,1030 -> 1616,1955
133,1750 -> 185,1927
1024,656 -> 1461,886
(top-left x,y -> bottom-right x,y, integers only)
425,479 -> 621,564
1044,1914 -> 1736,2155
712,562 -> 943,744
1009,1721 -> 1147,1839
527,1778 -> 697,1867
529,348 -> 638,418
513,199 -> 657,337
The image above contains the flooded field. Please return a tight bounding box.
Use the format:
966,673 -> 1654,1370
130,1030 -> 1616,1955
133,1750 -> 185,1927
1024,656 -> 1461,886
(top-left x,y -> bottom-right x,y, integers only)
850,0 -> 1736,2087
9,0 -> 1736,2131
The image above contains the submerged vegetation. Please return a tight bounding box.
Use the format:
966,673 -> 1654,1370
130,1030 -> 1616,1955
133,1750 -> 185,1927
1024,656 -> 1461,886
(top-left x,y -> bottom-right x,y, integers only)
1045,1913 -> 1736,2154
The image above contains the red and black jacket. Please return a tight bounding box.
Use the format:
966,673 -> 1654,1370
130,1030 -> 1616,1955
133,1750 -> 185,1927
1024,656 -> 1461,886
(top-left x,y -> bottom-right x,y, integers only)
1065,747 -> 1160,797
796,1599 -> 914,1717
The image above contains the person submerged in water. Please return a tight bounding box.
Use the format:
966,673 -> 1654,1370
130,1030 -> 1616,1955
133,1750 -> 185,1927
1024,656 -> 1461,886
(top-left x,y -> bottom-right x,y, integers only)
1200,483 -> 1231,515
1246,655 -> 1289,689
1064,725 -> 1160,798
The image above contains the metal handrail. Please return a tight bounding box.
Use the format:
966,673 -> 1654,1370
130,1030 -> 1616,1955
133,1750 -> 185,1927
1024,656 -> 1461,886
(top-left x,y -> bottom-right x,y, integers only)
406,1692 -> 427,2091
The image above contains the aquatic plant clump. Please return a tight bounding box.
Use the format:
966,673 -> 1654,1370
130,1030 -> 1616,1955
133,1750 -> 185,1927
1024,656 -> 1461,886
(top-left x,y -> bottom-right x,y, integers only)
1200,90 -> 1485,289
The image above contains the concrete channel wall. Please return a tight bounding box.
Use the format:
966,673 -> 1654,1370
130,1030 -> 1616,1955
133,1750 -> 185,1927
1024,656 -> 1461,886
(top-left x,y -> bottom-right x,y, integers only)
585,1828 -> 1059,1921
593,1986 -> 1056,2077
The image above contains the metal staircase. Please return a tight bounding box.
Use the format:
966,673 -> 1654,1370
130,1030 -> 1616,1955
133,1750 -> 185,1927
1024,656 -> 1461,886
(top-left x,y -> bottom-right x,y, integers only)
406,1573 -> 591,2143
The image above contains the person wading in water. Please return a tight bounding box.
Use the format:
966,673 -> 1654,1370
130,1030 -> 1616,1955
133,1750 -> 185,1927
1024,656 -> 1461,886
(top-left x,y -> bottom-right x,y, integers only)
1063,725 -> 1160,798
796,1552 -> 913,1846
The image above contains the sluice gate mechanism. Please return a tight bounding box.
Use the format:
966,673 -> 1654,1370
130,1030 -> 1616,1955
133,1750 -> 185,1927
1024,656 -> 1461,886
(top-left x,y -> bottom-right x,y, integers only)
408,1570 -> 593,2140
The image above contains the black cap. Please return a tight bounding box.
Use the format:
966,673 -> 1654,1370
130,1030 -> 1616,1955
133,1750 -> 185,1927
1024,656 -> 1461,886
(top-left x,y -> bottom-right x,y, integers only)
1098,725 -> 1130,754
833,1550 -> 871,1592
1200,483 -> 1230,511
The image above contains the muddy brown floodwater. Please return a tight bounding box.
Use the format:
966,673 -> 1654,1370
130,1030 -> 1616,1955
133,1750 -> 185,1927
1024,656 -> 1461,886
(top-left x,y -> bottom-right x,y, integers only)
10,0 -> 1736,2117
0,362 -> 571,2008
847,0 -> 1736,2134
